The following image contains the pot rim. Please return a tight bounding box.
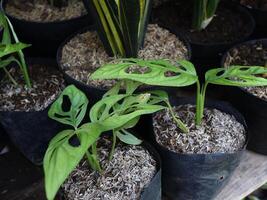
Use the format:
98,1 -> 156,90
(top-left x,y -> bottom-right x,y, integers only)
0,57 -> 64,114
151,97 -> 249,157
221,38 -> 267,104
1,0 -> 90,25
56,25 -> 192,92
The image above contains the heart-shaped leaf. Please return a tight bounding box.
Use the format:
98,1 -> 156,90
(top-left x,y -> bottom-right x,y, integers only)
48,85 -> 88,129
44,123 -> 103,200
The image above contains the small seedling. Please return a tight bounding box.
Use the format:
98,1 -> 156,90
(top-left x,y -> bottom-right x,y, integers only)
0,12 -> 31,87
44,83 -> 166,200
91,58 -> 267,128
86,0 -> 151,57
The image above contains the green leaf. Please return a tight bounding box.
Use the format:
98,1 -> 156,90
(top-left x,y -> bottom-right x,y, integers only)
0,43 -> 30,58
90,92 -> 165,132
205,66 -> 267,87
90,94 -> 128,123
48,85 -> 88,129
119,0 -> 140,57
116,129 -> 142,145
91,59 -> 198,87
44,123 -> 103,200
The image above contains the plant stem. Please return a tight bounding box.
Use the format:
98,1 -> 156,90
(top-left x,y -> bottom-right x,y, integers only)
109,131 -> 117,161
3,67 -> 18,86
195,81 -> 209,125
166,101 -> 189,133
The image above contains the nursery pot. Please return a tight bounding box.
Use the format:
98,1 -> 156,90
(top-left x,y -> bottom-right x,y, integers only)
0,58 -> 65,165
152,0 -> 255,70
149,97 -> 248,200
239,2 -> 267,38
1,0 -> 93,57
221,39 -> 267,155
58,141 -> 162,200
57,26 -> 192,107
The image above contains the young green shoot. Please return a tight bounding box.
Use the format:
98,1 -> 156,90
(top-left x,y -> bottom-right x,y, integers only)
44,83 -> 166,200
0,12 -> 31,88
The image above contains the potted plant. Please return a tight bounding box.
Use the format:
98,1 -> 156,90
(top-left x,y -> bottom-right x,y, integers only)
238,0 -> 267,37
221,38 -> 267,155
152,0 -> 255,68
1,0 -> 93,57
0,12 -> 65,164
57,0 -> 191,107
43,83 -> 166,200
91,58 -> 267,199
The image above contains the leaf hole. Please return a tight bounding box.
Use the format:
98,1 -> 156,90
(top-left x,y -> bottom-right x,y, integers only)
62,95 -> 71,112
239,67 -> 250,71
125,65 -> 151,74
216,70 -> 225,77
164,71 -> 181,77
54,113 -> 69,119
68,135 -> 80,147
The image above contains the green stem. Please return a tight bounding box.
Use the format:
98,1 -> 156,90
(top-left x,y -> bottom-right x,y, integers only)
5,16 -> 31,88
3,67 -> 18,86
166,101 -> 189,133
196,81 -> 209,125
109,131 -> 117,161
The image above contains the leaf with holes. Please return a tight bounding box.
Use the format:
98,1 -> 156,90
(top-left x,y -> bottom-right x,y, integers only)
116,129 -> 142,145
206,66 -> 267,87
48,85 -> 88,129
90,59 -> 198,87
44,123 -> 103,200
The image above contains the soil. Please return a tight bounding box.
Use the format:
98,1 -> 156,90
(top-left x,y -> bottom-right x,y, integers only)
153,105 -> 246,154
0,64 -> 65,112
153,0 -> 251,43
5,0 -> 86,22
60,24 -> 189,89
62,137 -> 157,200
223,41 -> 267,101
240,0 -> 267,11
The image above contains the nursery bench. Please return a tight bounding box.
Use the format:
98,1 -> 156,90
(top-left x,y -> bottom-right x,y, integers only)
216,151 -> 267,200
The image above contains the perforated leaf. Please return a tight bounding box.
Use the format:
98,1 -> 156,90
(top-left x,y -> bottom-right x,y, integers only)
91,59 -> 198,87
44,123 -> 102,200
48,85 -> 88,129
205,66 -> 267,87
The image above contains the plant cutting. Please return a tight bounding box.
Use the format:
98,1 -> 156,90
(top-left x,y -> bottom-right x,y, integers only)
0,11 -> 31,88
91,58 -> 267,199
57,0 -> 190,106
221,39 -> 267,155
153,0 -> 254,66
1,0 -> 92,57
0,12 -> 65,164
44,84 -> 165,200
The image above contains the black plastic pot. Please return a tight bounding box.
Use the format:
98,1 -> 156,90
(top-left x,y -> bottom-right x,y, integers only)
58,141 -> 162,200
221,39 -> 267,155
153,1 -> 255,71
149,97 -> 248,200
1,0 -> 93,58
0,58 -> 65,165
57,26 -> 192,107
238,3 -> 267,38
